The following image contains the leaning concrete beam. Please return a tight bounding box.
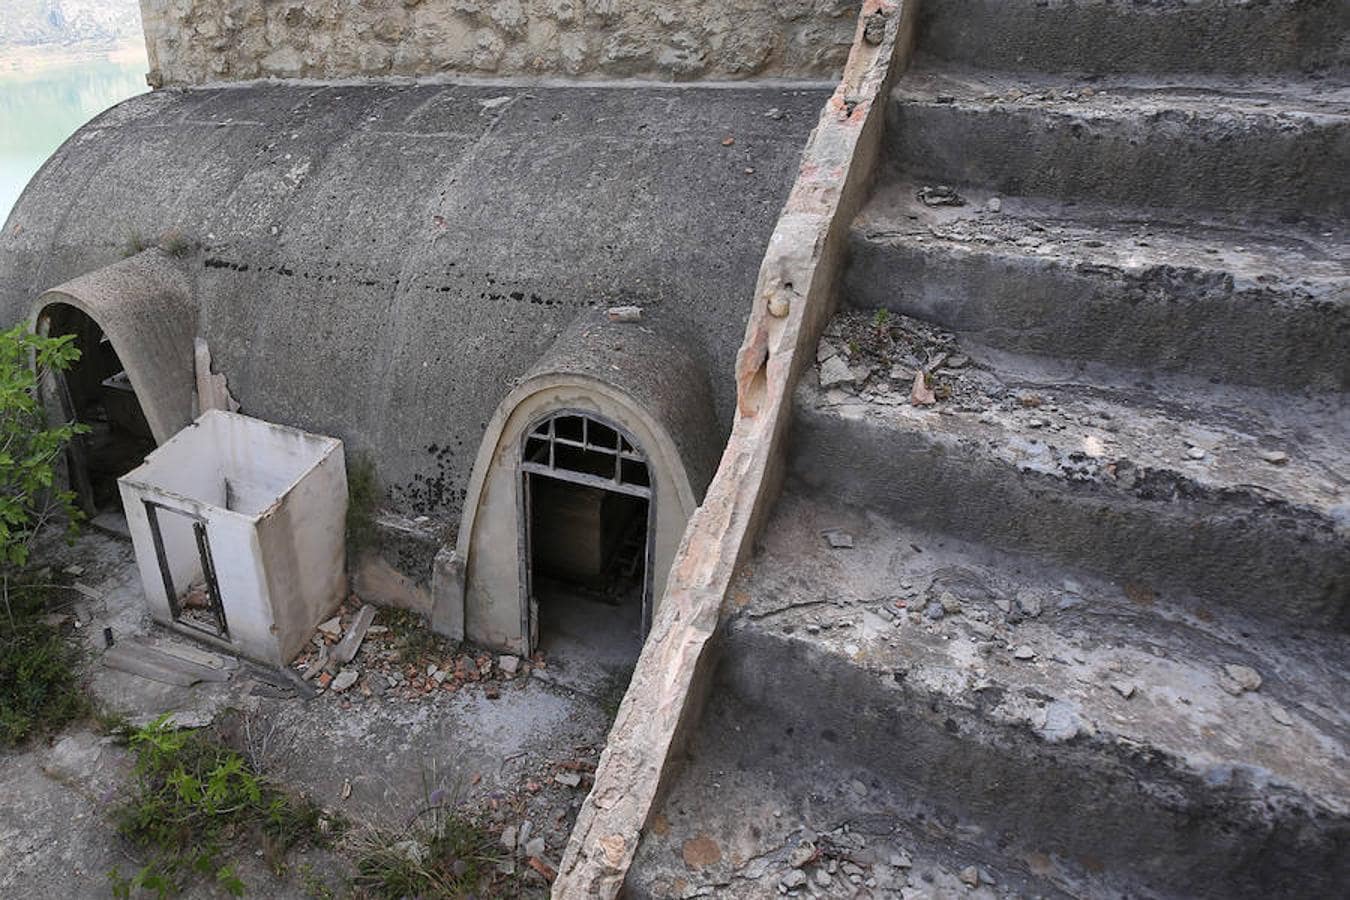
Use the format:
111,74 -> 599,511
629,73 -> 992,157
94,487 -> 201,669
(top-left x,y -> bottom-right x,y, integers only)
550,2 -> 920,896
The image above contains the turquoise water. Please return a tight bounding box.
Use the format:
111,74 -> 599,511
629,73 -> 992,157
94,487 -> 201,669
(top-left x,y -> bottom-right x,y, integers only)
0,56 -> 147,225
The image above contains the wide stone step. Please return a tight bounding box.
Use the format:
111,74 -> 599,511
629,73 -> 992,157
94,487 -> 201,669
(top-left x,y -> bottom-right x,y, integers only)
844,180 -> 1350,392
885,70 -> 1350,220
792,313 -> 1349,628
702,490 -> 1350,899
916,0 -> 1348,76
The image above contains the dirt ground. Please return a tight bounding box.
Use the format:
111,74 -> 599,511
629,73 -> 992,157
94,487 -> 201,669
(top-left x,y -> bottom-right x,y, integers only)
0,528 -> 616,899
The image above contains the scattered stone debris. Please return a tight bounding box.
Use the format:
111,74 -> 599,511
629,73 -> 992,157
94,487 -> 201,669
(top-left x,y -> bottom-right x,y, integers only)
607,305 -> 642,323
330,668 -> 359,693
816,310 -> 990,412
1258,449 -> 1289,465
554,772 -> 582,788
818,354 -> 856,389
291,596 -> 535,704
328,603 -> 376,671
1012,645 -> 1037,661
822,529 -> 854,549
1219,664 -> 1262,695
910,370 -> 937,406
1112,681 -> 1137,699
1013,589 -> 1043,618
917,184 -> 965,207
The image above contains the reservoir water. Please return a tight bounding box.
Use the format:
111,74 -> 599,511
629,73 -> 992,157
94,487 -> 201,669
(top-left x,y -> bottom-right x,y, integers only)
0,54 -> 147,225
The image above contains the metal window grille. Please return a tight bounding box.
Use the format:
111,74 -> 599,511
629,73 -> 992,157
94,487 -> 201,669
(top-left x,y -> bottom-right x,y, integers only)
520,413 -> 652,497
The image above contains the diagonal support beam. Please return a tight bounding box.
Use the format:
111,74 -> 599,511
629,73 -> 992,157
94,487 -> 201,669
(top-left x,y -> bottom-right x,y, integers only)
550,3 -> 921,896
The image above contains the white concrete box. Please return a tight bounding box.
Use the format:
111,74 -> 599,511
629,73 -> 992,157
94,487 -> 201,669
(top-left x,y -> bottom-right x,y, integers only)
118,410 -> 347,665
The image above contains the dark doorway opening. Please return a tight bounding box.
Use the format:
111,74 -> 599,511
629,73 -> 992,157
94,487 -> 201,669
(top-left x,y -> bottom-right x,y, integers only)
144,501 -> 229,640
522,412 -> 653,682
37,304 -> 155,523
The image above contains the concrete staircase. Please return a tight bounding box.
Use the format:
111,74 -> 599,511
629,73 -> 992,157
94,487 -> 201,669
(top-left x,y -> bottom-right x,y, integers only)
628,3 -> 1348,898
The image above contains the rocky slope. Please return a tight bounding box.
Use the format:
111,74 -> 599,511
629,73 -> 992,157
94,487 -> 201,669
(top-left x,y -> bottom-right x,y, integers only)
0,0 -> 141,50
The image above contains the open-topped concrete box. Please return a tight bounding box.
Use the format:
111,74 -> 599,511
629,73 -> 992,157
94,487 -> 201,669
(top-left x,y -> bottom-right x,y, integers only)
118,410 -> 347,665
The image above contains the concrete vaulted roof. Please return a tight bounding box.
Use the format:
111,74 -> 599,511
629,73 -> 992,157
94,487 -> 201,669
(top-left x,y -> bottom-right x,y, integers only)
0,80 -> 830,518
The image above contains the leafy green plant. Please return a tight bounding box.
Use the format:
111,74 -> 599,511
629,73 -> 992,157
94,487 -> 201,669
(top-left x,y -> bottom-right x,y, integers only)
871,307 -> 892,338
0,324 -> 87,575
0,325 -> 89,746
109,716 -> 333,897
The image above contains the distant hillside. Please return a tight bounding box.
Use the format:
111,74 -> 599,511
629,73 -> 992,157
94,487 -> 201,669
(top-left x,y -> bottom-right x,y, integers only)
0,0 -> 142,50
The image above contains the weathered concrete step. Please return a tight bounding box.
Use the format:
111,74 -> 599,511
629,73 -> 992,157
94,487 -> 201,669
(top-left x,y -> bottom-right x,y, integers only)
794,316 -> 1349,627
885,69 -> 1350,220
708,490 -> 1350,899
629,693 -> 1089,898
844,181 -> 1350,391
917,0 -> 1349,76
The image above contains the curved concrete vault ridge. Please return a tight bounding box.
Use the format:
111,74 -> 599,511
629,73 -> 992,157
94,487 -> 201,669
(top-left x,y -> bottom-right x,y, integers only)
553,1 -> 920,896
30,249 -> 197,446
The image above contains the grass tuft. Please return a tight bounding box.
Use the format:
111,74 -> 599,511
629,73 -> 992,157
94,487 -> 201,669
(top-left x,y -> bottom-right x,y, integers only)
349,787 -> 507,899
0,579 -> 87,747
122,229 -> 148,258
158,230 -> 193,258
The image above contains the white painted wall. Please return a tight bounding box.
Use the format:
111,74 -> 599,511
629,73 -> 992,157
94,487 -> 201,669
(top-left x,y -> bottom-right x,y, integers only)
119,410 -> 347,665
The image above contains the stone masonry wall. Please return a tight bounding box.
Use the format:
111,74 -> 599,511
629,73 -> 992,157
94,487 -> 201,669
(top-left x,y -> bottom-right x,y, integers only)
139,0 -> 860,86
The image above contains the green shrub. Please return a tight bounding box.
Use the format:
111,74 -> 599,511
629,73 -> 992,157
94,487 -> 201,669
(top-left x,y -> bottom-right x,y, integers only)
0,325 -> 89,746
109,716 -> 334,898
0,580 -> 87,746
0,324 -> 87,570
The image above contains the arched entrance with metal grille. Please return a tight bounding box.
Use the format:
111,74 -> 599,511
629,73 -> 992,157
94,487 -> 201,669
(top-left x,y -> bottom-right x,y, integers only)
520,410 -> 653,666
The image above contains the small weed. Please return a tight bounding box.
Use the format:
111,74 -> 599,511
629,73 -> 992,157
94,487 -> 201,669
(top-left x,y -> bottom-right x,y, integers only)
123,229 -> 148,257
299,863 -> 336,900
158,230 -> 193,258
108,715 -> 335,897
91,704 -> 133,738
382,608 -> 453,665
349,800 -> 505,899
598,665 -> 635,724
346,454 -> 381,557
0,579 -> 88,747
871,307 -> 892,339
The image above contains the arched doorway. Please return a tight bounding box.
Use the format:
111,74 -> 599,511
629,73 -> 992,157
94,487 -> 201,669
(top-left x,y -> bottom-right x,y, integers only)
520,410 -> 653,668
36,302 -> 156,518
443,313 -> 722,665
29,250 -> 198,528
